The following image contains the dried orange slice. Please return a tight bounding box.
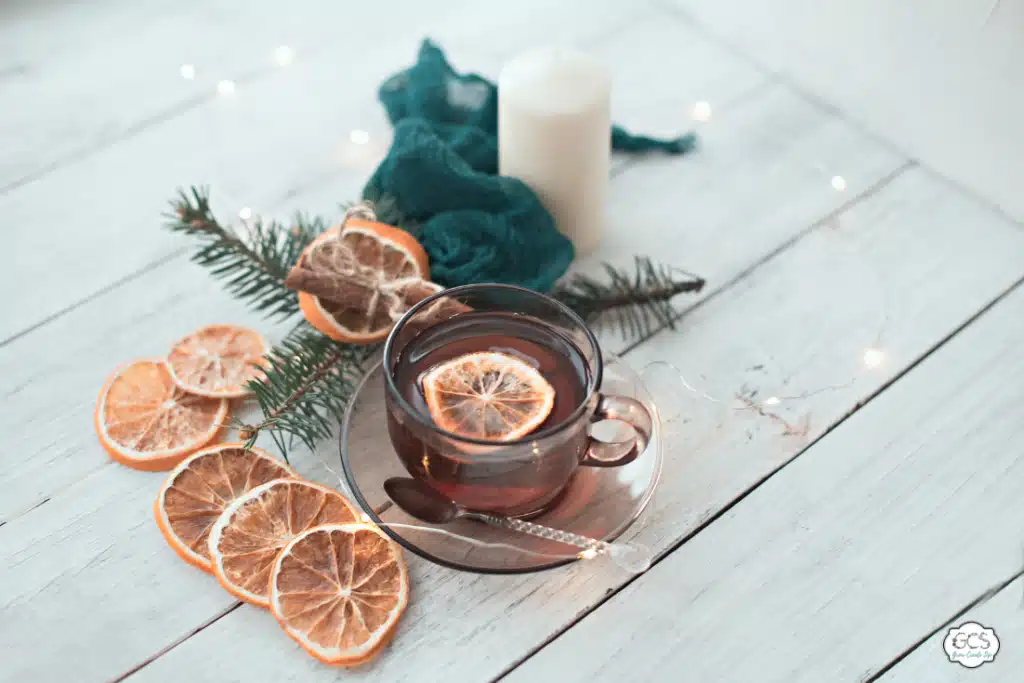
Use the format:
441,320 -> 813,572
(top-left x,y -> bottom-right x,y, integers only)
95,358 -> 229,471
209,479 -> 360,607
154,444 -> 296,571
286,219 -> 437,343
166,324 -> 269,398
421,351 -> 556,441
269,523 -> 408,666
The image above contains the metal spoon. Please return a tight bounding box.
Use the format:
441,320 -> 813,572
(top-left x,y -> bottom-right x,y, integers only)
383,477 -> 651,573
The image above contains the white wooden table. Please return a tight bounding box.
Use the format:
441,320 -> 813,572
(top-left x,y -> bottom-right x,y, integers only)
3,1 -> 1023,681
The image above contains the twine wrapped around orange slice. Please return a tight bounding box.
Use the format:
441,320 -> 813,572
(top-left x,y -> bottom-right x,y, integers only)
286,206 -> 474,343
286,214 -> 443,343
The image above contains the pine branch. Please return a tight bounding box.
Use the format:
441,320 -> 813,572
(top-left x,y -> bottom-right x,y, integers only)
165,186 -> 325,319
240,324 -> 379,461
551,257 -> 705,340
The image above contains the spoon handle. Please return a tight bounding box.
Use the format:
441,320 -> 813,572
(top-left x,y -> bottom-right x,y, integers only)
476,514 -> 599,549
474,514 -> 651,573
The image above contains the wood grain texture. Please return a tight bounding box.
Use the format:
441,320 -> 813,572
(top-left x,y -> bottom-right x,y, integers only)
882,577 -> 1024,682
73,168 -> 1021,683
0,0 -> 466,190
670,0 -> 1024,223
0,0 -> 654,344
505,282 -> 1024,683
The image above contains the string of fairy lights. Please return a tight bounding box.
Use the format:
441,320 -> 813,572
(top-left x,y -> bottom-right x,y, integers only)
182,47 -> 883,397
686,99 -> 884,391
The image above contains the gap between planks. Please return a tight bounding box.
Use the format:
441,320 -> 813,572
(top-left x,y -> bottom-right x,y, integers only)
491,274 -> 1024,682
0,248 -> 187,349
654,0 -> 1024,232
865,567 -> 1024,682
111,603 -> 245,683
0,56 -> 311,198
615,160 -> 915,357
110,499 -> 394,681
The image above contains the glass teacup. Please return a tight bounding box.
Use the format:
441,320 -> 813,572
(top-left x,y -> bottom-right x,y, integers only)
383,284 -> 652,518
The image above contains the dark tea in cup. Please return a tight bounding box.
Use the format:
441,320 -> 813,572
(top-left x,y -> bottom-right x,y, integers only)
384,285 -> 652,518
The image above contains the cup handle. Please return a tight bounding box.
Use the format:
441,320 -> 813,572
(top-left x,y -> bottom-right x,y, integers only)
580,395 -> 653,468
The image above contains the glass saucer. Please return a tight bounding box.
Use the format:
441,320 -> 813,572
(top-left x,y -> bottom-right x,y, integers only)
338,352 -> 663,574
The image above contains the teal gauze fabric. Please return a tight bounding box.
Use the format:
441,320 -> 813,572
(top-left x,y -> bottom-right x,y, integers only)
363,39 -> 697,292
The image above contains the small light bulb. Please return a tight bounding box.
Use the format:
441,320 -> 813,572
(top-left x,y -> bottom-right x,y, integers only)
274,45 -> 294,66
217,79 -> 236,96
238,207 -> 252,220
180,64 -> 196,80
831,175 -> 847,191
350,129 -> 370,145
692,100 -> 712,122
763,396 -> 781,406
579,547 -> 599,560
863,348 -> 885,368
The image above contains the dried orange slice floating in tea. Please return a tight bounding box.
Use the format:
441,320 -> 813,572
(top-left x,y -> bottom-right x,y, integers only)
209,479 -> 360,607
167,324 -> 269,398
269,523 -> 409,666
154,444 -> 296,571
286,219 -> 439,343
421,351 -> 556,441
95,358 -> 229,471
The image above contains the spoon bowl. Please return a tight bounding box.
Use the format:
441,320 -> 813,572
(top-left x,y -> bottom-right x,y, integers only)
383,477 -> 466,525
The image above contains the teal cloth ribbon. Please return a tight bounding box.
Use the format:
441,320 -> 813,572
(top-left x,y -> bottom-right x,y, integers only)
364,39 -> 697,291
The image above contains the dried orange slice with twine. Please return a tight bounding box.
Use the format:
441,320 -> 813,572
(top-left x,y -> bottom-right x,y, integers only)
95,358 -> 229,471
208,479 -> 360,607
270,523 -> 409,666
154,444 -> 296,571
421,351 -> 556,441
167,324 -> 269,398
286,218 -> 441,343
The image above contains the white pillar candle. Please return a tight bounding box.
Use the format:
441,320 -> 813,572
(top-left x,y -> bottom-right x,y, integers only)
498,47 -> 611,254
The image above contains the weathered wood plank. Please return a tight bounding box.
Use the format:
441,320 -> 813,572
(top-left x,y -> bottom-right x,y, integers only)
0,0 -> 730,345
881,577 -> 1024,682
6,161 -> 1020,682
504,282 -> 1024,683
670,0 -> 1024,223
0,0 -> 467,191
